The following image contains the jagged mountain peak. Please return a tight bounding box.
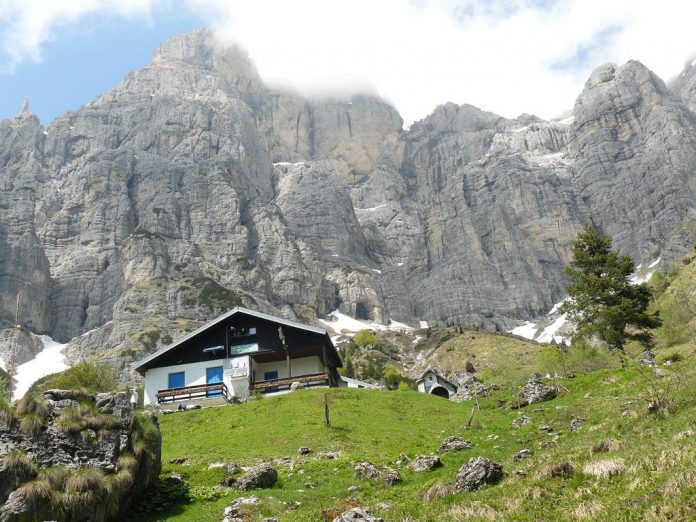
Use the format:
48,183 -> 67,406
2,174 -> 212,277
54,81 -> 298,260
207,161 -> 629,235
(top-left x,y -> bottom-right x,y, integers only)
2,35 -> 696,384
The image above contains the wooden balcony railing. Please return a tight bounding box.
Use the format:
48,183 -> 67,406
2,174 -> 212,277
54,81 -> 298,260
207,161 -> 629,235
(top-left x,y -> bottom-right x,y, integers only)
156,383 -> 229,404
250,372 -> 330,392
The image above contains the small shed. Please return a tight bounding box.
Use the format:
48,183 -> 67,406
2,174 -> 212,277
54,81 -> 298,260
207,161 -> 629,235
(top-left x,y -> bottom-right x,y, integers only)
416,369 -> 457,399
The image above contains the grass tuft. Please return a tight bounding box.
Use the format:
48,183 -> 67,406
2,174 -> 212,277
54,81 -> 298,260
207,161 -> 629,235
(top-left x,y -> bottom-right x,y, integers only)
19,413 -> 45,436
39,466 -> 70,490
2,449 -> 37,480
17,479 -> 53,505
0,398 -> 16,426
591,439 -> 622,455
537,461 -> 575,479
420,480 -> 453,502
15,392 -> 49,418
583,459 -> 626,479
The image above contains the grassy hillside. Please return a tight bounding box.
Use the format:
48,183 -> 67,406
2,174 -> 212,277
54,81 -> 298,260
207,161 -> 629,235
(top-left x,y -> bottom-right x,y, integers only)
133,360 -> 696,521
126,254 -> 696,521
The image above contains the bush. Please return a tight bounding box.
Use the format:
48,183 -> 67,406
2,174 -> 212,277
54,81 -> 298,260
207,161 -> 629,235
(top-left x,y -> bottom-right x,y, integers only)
39,362 -> 117,393
354,330 -> 380,348
662,352 -> 683,363
397,381 -> 412,392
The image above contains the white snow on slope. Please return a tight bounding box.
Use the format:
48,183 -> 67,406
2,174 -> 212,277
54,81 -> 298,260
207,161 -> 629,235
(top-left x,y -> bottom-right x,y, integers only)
14,335 -> 68,400
509,256 -> 660,345
319,310 -> 415,343
0,356 -> 5,372
536,314 -> 569,344
510,321 -> 539,339
354,204 -> 387,212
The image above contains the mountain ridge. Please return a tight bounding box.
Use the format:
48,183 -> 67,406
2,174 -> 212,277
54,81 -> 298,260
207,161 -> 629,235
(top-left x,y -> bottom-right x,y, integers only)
1,28 -> 696,381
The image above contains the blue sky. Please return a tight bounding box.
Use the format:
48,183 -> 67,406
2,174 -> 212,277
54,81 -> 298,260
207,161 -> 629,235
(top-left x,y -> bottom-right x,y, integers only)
0,7 -> 201,123
1,1 -> 695,125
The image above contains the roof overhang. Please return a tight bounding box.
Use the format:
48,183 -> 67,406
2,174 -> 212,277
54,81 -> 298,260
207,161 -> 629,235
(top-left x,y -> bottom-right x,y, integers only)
133,306 -> 340,374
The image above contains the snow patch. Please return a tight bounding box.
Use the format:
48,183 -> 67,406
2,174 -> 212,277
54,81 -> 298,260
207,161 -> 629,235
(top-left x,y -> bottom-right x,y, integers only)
354,204 -> 387,212
536,314 -> 569,345
14,335 -> 69,400
510,321 -> 539,339
397,262 -> 404,267
648,257 -> 661,269
319,310 -> 414,337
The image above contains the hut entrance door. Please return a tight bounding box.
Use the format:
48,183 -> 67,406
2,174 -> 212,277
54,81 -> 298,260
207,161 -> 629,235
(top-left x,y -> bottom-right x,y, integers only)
206,366 -> 223,397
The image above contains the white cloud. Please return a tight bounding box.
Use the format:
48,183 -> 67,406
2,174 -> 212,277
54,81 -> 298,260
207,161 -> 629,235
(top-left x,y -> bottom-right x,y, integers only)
1,0 -> 696,124
0,0 -> 156,72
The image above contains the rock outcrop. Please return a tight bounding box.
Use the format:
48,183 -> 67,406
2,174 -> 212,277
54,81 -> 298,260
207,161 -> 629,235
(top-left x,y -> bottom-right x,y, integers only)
2,30 -> 696,380
454,457 -> 504,492
0,390 -> 161,521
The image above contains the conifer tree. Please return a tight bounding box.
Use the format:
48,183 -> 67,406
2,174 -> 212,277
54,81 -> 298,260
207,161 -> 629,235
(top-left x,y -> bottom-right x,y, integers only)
561,225 -> 661,354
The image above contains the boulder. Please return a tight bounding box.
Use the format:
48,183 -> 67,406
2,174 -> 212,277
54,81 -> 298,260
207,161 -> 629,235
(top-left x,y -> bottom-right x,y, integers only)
297,447 -> 312,455
354,461 -> 382,481
290,381 -> 306,391
514,377 -> 557,408
332,507 -> 384,522
439,436 -> 472,452
383,468 -> 402,486
235,464 -> 278,490
454,457 -> 504,492
411,455 -> 442,472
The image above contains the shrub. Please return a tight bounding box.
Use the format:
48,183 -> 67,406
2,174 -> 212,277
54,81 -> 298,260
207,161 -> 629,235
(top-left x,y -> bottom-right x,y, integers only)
662,352 -> 683,364
40,362 -> 117,393
2,450 -> 37,481
19,413 -> 46,436
354,330 -> 380,348
397,381 -> 412,392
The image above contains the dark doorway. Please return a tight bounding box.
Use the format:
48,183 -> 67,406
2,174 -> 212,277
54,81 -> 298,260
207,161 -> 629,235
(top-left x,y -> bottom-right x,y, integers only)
430,386 -> 449,399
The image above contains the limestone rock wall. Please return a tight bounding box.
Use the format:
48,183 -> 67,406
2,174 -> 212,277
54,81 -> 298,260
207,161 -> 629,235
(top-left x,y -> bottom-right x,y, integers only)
1,29 -> 696,378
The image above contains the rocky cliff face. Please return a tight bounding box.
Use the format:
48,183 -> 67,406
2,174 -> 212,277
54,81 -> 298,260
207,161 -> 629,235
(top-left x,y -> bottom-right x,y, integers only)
1,29 -> 696,380
0,390 -> 161,521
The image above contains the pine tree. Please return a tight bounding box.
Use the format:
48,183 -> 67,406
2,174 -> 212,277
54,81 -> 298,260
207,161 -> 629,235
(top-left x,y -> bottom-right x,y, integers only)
561,225 -> 661,355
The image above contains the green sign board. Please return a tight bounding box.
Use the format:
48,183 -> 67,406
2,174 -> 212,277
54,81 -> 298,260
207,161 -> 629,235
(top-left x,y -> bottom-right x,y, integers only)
229,342 -> 259,357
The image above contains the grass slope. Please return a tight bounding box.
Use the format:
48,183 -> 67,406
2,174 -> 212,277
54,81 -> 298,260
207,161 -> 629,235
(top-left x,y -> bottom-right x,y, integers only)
131,255 -> 696,521
139,359 -> 696,521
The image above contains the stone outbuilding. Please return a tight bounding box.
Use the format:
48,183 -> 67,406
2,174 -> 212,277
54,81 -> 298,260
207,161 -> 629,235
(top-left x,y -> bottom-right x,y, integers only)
416,369 -> 458,399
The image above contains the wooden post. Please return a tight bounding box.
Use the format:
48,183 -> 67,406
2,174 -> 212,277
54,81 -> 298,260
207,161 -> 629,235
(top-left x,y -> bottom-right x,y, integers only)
324,393 -> 330,427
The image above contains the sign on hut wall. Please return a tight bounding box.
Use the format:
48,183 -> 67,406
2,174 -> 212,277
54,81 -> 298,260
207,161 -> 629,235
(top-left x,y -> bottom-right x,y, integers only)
230,342 -> 259,356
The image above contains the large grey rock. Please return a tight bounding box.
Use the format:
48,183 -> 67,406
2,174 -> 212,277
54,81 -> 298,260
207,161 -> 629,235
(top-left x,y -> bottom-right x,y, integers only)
411,455 -> 442,472
454,457 -> 504,492
235,463 -> 278,490
439,436 -> 472,452
515,377 -> 558,408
